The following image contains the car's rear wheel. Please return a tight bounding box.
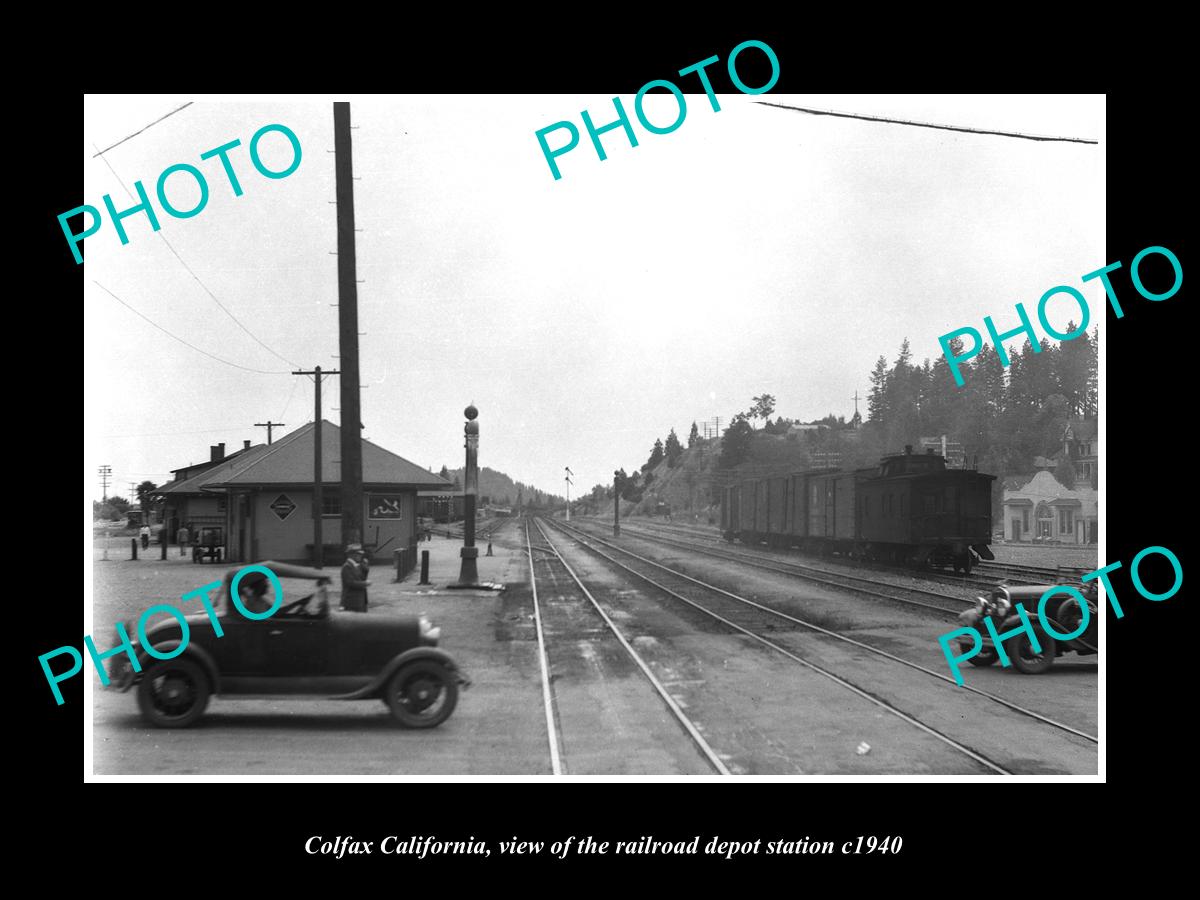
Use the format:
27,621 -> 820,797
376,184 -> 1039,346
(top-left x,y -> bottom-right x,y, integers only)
1012,632 -> 1056,674
967,647 -> 999,667
386,662 -> 458,728
137,658 -> 210,727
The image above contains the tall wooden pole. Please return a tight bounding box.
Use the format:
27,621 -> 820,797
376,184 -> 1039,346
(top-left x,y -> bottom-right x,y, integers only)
334,102 -> 364,551
614,470 -> 621,537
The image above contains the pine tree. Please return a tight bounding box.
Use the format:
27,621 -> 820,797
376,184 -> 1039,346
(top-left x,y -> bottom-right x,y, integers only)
665,428 -> 684,467
688,421 -> 700,447
883,339 -> 920,450
643,438 -> 665,472
1054,324 -> 1092,417
867,355 -> 890,424
1027,338 -> 1059,406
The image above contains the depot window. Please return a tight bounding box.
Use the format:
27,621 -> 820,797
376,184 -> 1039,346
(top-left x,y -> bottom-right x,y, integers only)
322,491 -> 341,518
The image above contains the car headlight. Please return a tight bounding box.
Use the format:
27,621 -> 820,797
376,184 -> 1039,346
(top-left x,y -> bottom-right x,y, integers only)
419,616 -> 441,645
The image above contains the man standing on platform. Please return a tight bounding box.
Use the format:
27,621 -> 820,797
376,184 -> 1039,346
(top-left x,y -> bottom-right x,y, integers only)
340,543 -> 371,612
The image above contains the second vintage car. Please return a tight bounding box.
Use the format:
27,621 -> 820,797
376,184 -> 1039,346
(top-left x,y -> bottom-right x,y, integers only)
956,582 -> 1098,674
108,561 -> 469,728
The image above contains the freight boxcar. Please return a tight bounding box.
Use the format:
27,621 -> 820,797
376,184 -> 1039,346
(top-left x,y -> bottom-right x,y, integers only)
802,469 -> 870,555
721,447 -> 995,572
787,471 -> 810,546
749,476 -> 789,547
739,481 -> 757,540
721,484 -> 741,539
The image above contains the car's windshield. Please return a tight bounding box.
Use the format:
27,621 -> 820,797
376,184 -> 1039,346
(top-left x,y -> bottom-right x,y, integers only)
216,564 -> 330,618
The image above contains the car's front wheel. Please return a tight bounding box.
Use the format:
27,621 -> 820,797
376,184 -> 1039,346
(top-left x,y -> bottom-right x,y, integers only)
386,662 -> 458,728
137,658 -> 210,727
1012,632 -> 1056,675
968,647 -> 999,667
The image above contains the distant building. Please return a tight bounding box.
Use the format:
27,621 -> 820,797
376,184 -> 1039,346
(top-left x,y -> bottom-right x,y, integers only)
1030,417 -> 1099,484
159,440 -> 258,542
1059,418 -> 1098,483
1001,470 -> 1097,544
417,491 -> 464,523
159,422 -> 451,563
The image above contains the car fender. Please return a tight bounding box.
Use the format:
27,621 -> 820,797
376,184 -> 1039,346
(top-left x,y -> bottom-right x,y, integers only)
136,641 -> 221,694
993,613 -> 1061,655
333,647 -> 465,700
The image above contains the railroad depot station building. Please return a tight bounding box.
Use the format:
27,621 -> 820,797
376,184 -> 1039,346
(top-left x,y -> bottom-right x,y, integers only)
1000,418 -> 1099,545
159,421 -> 451,563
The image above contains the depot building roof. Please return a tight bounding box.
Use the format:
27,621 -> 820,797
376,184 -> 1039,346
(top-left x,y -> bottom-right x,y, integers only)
160,421 -> 451,493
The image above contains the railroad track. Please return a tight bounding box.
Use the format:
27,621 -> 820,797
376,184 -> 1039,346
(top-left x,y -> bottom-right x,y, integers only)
975,560 -> 1089,582
524,518 -> 729,775
589,520 -> 976,616
544,517 -> 1097,773
595,516 -> 1092,594
437,517 -> 512,541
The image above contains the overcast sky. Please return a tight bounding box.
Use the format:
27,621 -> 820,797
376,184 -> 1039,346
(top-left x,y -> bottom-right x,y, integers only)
83,94 -> 1103,501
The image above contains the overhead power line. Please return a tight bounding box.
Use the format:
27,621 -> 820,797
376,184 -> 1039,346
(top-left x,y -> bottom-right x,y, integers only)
756,101 -> 1099,145
92,146 -> 300,369
91,101 -> 194,157
93,281 -> 290,375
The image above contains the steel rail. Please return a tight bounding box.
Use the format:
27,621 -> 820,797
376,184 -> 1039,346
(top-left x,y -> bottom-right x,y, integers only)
533,518 -> 731,776
524,520 -> 563,775
543,519 -> 1014,774
608,522 -> 970,615
614,519 -> 1005,591
554,519 -> 1098,746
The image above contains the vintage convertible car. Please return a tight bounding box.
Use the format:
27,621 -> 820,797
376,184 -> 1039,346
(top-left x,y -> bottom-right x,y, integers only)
108,561 -> 469,728
956,582 -> 1098,674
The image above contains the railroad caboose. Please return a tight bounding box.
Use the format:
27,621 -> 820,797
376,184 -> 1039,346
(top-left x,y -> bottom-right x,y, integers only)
857,446 -> 994,573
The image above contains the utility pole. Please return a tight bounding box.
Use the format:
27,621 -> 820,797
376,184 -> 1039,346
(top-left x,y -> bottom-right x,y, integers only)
613,470 -> 621,537
255,421 -> 285,445
293,366 -> 339,566
98,465 -> 111,500
128,482 -> 138,504
333,102 -> 364,551
564,467 -> 573,521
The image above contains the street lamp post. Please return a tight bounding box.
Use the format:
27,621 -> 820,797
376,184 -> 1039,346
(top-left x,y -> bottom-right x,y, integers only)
455,403 -> 480,587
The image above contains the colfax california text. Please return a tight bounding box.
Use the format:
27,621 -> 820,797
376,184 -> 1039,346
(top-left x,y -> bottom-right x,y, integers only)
84,94 -> 1107,776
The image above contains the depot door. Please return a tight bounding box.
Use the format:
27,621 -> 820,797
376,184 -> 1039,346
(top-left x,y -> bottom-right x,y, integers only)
1011,519 -> 1021,541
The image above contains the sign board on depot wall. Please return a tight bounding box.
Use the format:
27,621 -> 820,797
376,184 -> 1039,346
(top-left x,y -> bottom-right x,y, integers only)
368,494 -> 404,520
270,494 -> 296,520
